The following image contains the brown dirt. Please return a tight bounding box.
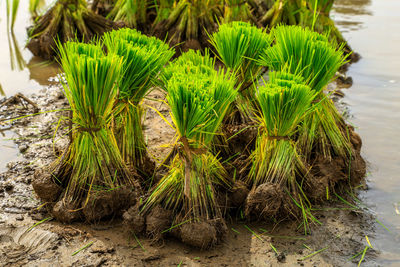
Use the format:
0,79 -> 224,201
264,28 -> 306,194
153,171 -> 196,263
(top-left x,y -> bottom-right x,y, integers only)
229,180 -> 250,208
178,218 -> 227,249
32,167 -> 62,203
145,205 -> 172,241
82,186 -> 139,223
0,84 -> 378,266
122,203 -> 145,234
244,183 -> 286,220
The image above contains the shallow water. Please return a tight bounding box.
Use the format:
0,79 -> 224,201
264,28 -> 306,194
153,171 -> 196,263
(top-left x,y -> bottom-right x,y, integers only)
0,1 -> 58,171
0,0 -> 399,264
333,0 -> 400,264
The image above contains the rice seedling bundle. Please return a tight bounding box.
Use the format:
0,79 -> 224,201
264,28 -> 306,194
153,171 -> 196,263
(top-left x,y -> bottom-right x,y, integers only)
53,41 -> 139,219
27,0 -> 117,59
107,0 -> 148,29
210,21 -> 272,95
143,65 -> 237,228
259,0 -> 351,53
259,25 -> 349,159
223,0 -> 257,24
153,0 -> 224,48
161,49 -> 215,86
249,71 -> 314,187
103,28 -> 175,174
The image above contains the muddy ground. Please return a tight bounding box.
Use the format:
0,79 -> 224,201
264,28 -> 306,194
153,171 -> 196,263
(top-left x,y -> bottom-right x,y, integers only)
0,82 -> 378,266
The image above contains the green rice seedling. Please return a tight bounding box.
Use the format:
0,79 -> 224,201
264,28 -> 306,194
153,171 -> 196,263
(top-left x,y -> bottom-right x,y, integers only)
259,0 -> 351,53
103,28 -> 174,174
152,0 -> 175,25
107,0 -> 148,29
6,0 -> 20,31
249,71 -> 314,187
246,71 -> 322,231
55,41 -> 137,211
210,21 -> 272,96
161,49 -> 215,87
259,25 -> 350,159
153,0 -> 223,48
223,0 -> 257,24
27,0 -> 117,59
29,0 -> 45,18
143,67 -> 237,223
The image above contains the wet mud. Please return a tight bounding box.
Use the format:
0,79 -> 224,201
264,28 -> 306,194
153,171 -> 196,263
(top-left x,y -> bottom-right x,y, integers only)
0,84 -> 378,266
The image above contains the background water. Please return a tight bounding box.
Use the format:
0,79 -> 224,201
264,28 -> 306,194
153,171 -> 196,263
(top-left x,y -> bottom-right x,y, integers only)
0,0 -> 399,264
333,0 -> 400,264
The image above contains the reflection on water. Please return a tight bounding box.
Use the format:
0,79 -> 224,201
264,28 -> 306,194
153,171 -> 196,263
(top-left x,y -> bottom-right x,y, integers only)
7,31 -> 27,71
332,0 -> 372,32
0,0 -> 58,97
333,0 -> 400,265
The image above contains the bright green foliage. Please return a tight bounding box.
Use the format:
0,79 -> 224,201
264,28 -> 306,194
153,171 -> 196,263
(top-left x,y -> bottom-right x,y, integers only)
107,0 -> 148,28
210,21 -> 272,92
57,41 -> 135,206
143,66 -> 237,221
104,28 -> 174,103
103,28 -> 174,170
259,25 -> 350,159
249,71 -> 314,186
260,25 -> 345,93
161,49 -> 215,88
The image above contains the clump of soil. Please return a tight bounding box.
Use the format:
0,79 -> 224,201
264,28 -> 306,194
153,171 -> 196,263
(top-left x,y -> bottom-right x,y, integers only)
244,183 -> 286,220
123,203 -> 145,233
174,218 -> 227,249
32,167 -> 62,203
229,180 -> 250,207
145,205 -> 173,241
82,186 -> 139,222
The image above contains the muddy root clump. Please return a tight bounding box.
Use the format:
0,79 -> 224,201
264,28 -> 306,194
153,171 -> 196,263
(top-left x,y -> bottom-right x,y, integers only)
32,168 -> 63,203
229,180 -> 250,208
145,205 -> 172,241
123,203 -> 145,234
244,183 -> 286,220
176,218 -> 227,249
82,186 -> 139,222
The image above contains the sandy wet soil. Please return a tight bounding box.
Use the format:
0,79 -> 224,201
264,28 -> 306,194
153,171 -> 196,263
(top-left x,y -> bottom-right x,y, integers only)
0,83 -> 378,266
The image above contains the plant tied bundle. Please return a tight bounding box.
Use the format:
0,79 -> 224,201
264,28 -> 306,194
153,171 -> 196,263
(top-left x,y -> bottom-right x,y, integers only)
36,41 -> 141,222
244,71 -> 316,225
104,28 -> 175,175
153,0 -> 224,50
249,71 -> 314,186
259,25 -> 350,160
107,0 -> 148,29
142,59 -> 237,247
210,21 -> 272,93
259,0 -> 352,54
223,0 -> 258,24
27,0 -> 117,59
161,48 -> 215,86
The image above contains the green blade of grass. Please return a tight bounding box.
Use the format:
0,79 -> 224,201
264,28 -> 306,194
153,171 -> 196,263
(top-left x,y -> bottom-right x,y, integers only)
72,241 -> 94,256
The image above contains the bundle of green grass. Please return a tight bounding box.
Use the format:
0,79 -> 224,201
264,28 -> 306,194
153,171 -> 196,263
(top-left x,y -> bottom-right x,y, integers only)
244,71 -> 317,229
243,25 -> 366,225
259,0 -> 354,56
27,0 -> 117,59
152,0 -> 224,50
33,41 -> 142,222
208,21 -> 271,162
103,28 -> 175,177
123,52 -> 237,248
107,0 -> 148,30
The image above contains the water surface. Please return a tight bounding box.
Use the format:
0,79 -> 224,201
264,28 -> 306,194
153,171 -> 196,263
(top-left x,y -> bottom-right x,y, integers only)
333,0 -> 400,264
